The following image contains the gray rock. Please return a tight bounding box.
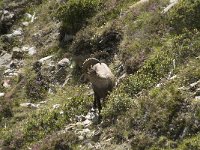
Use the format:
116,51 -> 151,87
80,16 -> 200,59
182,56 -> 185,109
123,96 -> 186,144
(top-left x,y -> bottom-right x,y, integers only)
21,45 -> 30,52
195,88 -> 200,96
2,79 -> 11,88
0,52 -> 12,66
20,103 -> 40,108
58,58 -> 70,67
12,28 -> 23,36
64,34 -> 74,42
28,47 -> 37,56
0,10 -> 15,22
39,101 -> 47,104
83,119 -> 92,127
54,66 -> 68,85
78,135 -> 84,141
53,104 -> 61,109
12,47 -> 24,59
25,13 -> 32,19
4,69 -> 14,75
162,0 -> 179,14
39,55 -> 53,64
190,80 -> 200,91
76,122 -> 84,128
22,22 -> 29,27
78,128 -> 91,138
9,59 -> 23,69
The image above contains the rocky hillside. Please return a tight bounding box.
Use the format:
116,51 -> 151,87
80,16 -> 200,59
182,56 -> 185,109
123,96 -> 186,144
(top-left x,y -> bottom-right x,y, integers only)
0,0 -> 200,149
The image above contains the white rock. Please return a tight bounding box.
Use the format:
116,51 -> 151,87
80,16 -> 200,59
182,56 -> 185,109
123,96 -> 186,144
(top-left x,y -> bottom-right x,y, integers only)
22,45 -> 30,51
13,47 -> 21,52
2,10 -> 9,14
58,58 -> 70,67
76,115 -> 85,122
20,103 -> 39,108
39,55 -> 54,63
53,104 -> 61,109
178,86 -> 189,91
0,93 -> 5,97
85,111 -> 95,120
4,71 -> 19,77
0,53 -> 12,66
12,28 -> 23,36
5,34 -> 13,38
76,122 -> 84,127
83,119 -> 92,126
60,111 -> 64,115
2,79 -> 11,88
22,22 -> 29,27
190,80 -> 200,88
156,83 -> 163,88
195,96 -> 200,100
28,47 -> 37,56
25,13 -> 32,19
170,75 -> 177,80
39,101 -> 47,104
78,128 -> 91,137
31,12 -> 36,23
78,135 -> 84,141
162,0 -> 179,14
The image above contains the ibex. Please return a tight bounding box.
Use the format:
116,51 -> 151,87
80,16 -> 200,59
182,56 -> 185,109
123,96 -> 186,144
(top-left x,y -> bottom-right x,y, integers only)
82,58 -> 115,113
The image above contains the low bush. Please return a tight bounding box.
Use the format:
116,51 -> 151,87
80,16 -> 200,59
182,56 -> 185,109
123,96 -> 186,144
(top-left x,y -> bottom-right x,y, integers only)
104,82 -> 200,149
102,92 -> 134,122
57,0 -> 100,35
169,0 -> 200,33
25,72 -> 49,102
123,47 -> 173,96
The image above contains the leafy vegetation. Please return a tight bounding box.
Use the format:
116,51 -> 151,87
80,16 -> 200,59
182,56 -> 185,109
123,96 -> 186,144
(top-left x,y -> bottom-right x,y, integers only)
169,0 -> 200,33
57,0 -> 100,35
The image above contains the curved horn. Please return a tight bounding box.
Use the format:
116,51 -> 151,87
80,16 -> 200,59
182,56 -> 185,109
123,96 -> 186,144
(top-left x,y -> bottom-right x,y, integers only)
82,58 -> 100,72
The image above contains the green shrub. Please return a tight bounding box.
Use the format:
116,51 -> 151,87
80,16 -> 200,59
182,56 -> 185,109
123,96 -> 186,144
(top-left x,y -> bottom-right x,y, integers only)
169,0 -> 200,33
49,85 -> 93,118
0,101 -> 13,122
57,0 -> 100,34
177,58 -> 200,86
34,131 -> 78,150
25,73 -> 49,102
123,47 -> 173,96
171,29 -> 200,64
24,109 -> 68,143
102,92 -> 134,121
177,134 -> 200,150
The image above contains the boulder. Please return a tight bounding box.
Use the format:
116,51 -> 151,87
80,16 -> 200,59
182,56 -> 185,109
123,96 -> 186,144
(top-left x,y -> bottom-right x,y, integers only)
57,58 -> 70,67
0,52 -> 12,67
0,10 -> 15,34
12,47 -> 24,59
54,58 -> 70,85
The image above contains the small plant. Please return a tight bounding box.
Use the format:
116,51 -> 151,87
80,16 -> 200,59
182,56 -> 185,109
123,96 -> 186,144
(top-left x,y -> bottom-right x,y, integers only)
169,0 -> 200,33
57,0 -> 100,34
25,72 -> 49,102
102,91 -> 134,122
